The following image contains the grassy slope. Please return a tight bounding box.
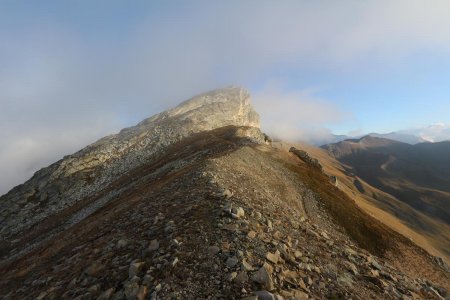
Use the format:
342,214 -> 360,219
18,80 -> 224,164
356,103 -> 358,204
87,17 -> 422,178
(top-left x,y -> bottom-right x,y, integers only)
273,141 -> 450,263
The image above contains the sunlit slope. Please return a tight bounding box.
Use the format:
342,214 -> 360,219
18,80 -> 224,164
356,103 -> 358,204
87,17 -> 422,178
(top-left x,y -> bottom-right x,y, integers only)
273,141 -> 450,263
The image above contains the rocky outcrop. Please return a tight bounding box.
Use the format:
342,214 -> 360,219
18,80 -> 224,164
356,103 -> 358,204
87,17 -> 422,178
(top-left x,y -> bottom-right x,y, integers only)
0,87 -> 263,244
289,147 -> 322,171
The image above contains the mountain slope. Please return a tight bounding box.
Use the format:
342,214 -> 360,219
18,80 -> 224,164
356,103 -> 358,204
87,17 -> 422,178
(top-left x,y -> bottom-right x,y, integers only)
0,87 -> 261,247
322,136 -> 450,260
1,89 -> 449,299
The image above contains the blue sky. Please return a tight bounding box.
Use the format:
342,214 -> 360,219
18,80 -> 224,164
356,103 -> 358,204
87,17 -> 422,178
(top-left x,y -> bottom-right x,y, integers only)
1,1 -> 450,194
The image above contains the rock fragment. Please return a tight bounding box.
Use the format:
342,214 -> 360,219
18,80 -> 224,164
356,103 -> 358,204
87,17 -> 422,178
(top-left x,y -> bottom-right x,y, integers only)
226,256 -> 239,268
235,271 -> 249,284
117,239 -> 128,248
232,206 -> 245,219
207,245 -> 220,256
254,290 -> 285,300
223,189 -> 233,198
266,250 -> 280,264
252,263 -> 274,291
148,239 -> 159,251
129,261 -> 145,278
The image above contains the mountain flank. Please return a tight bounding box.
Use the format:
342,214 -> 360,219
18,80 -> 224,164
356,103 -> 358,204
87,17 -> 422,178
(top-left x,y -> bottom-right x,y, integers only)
1,88 -> 449,299
322,136 -> 450,261
0,87 -> 262,245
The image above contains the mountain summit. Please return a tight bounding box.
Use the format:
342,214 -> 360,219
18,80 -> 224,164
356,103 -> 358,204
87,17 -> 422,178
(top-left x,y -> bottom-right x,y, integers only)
1,88 -> 449,299
0,87 -> 263,242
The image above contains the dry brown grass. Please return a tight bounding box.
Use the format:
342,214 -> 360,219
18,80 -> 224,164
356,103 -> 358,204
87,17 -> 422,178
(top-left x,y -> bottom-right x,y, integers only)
275,141 -> 450,264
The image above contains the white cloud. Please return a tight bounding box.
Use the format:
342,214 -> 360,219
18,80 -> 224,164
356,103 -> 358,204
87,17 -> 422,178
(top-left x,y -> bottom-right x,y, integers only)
253,83 -> 350,141
415,124 -> 450,142
0,117 -> 119,194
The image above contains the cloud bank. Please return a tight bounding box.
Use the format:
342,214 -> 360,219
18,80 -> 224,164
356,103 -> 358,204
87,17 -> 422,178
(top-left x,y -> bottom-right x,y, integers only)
253,84 -> 349,142
400,123 -> 450,143
1,1 -> 450,194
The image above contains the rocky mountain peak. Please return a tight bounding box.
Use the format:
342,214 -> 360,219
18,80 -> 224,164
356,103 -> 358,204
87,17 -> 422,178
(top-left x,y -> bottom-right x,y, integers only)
163,86 -> 259,128
0,87 -> 264,243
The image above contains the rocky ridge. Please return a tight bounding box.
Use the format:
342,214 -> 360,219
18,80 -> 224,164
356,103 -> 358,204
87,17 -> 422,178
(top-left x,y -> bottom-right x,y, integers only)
0,87 -> 264,256
0,88 -> 449,299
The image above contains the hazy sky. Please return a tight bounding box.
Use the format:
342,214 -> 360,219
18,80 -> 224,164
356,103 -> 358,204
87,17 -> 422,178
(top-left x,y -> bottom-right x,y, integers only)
1,0 -> 450,194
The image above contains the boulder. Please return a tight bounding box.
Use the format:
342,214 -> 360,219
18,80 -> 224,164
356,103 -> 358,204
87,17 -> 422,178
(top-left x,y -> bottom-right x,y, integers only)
252,263 -> 274,291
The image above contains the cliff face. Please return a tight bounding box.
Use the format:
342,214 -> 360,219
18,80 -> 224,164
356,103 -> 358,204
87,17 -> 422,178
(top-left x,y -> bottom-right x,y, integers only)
0,87 -> 263,242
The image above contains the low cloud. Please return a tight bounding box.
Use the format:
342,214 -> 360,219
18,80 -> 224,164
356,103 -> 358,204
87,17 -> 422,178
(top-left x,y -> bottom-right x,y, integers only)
401,123 -> 450,143
253,84 -> 349,142
0,117 -> 119,194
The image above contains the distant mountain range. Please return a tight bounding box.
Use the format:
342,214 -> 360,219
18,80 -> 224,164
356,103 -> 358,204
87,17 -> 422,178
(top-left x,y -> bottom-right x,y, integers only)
316,123 -> 450,146
322,135 -> 450,258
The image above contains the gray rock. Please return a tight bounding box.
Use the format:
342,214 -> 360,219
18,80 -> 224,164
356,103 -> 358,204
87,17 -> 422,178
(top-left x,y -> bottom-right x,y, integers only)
254,290 -> 284,300
252,263 -> 274,291
148,239 -> 159,251
223,202 -> 233,214
117,240 -> 128,248
207,245 -> 220,256
142,275 -> 152,287
130,276 -> 141,284
337,273 -> 354,287
289,147 -> 323,171
164,221 -> 176,233
129,262 -> 145,278
124,282 -> 140,300
234,271 -> 249,284
226,256 -> 239,268
371,260 -> 383,271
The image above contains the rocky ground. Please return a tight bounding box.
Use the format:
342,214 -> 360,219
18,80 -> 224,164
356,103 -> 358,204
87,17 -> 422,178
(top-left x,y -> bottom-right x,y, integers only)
1,126 -> 448,299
